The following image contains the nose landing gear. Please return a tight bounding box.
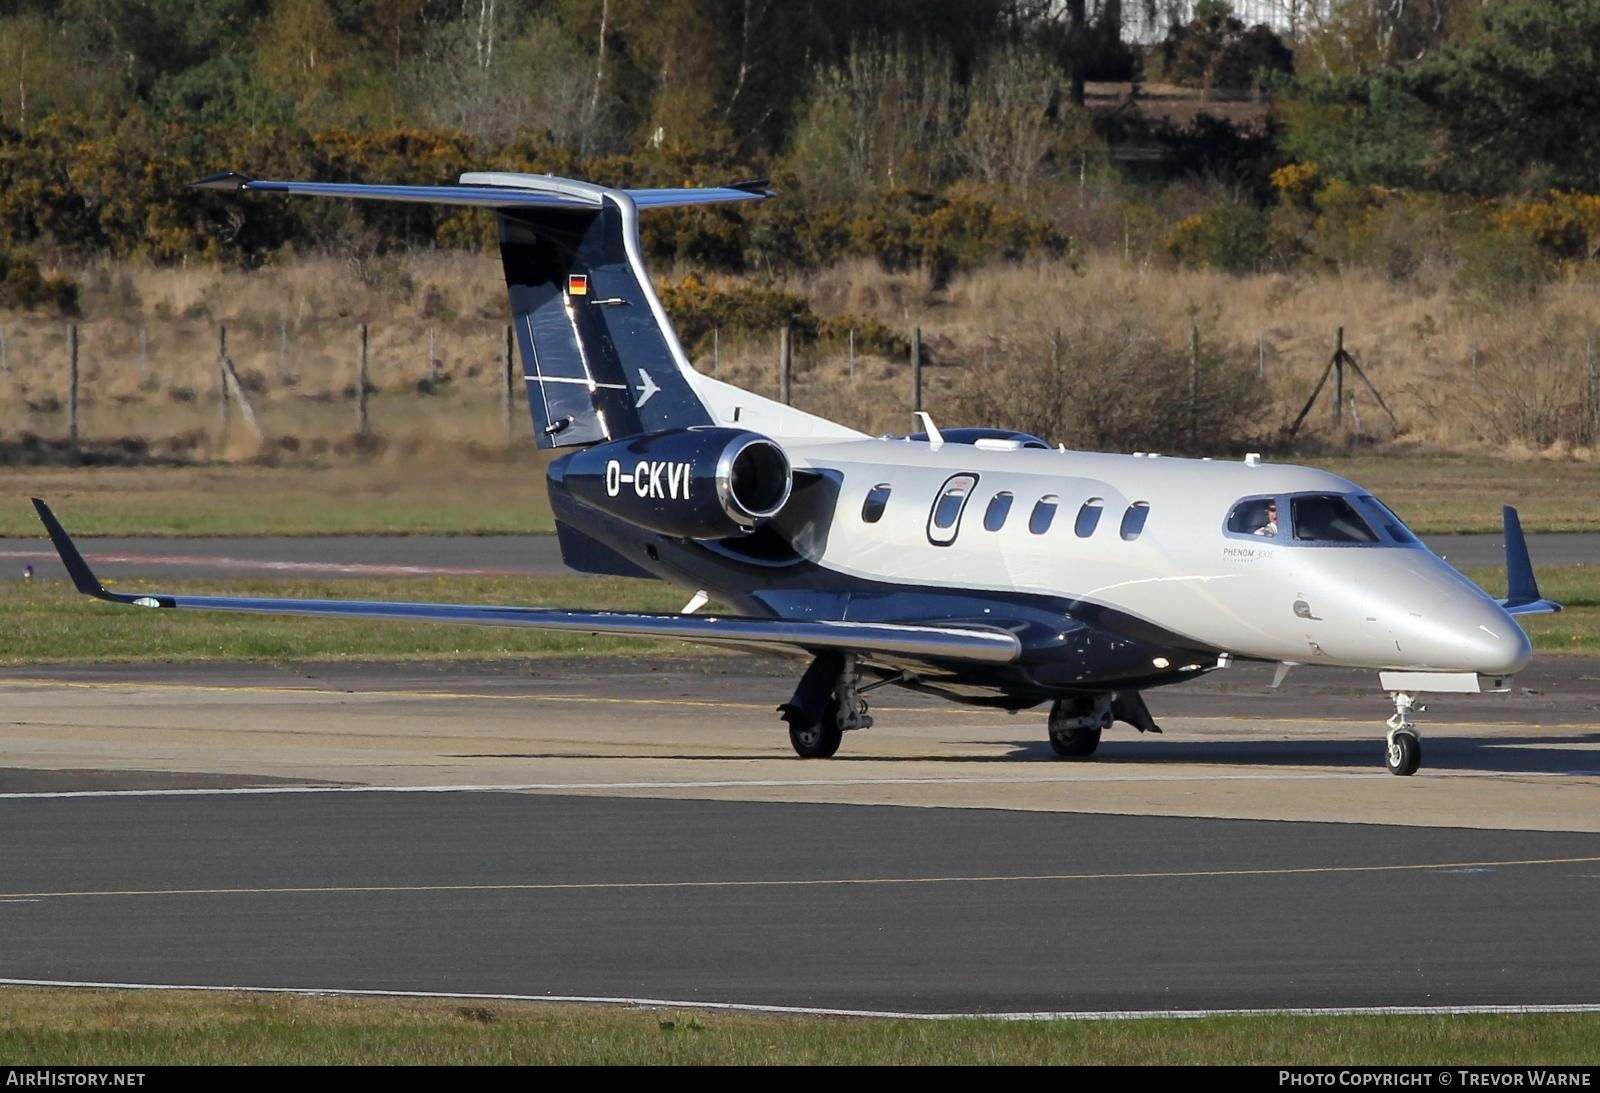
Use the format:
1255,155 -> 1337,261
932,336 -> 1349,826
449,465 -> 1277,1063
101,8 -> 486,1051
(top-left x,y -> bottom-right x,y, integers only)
1385,691 -> 1424,776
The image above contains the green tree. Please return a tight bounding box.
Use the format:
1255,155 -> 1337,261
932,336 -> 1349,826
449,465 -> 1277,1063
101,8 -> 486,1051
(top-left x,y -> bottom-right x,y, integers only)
1406,0 -> 1600,194
1281,0 -> 1600,195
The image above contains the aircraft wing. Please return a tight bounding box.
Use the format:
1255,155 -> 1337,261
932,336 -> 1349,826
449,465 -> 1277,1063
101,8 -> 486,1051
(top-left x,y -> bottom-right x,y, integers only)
31,500 -> 1018,665
1498,506 -> 1561,617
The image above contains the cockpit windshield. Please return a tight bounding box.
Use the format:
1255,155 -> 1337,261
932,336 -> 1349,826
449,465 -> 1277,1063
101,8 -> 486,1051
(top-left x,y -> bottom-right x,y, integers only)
1291,495 -> 1379,543
1355,495 -> 1419,544
1225,492 -> 1420,546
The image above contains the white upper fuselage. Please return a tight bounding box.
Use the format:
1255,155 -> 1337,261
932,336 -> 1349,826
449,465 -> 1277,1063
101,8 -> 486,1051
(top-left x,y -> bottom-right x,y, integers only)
778,437 -> 1530,677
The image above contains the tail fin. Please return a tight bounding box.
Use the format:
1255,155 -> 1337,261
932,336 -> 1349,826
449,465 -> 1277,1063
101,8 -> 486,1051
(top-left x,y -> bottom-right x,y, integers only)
194,171 -> 776,448
480,175 -> 719,447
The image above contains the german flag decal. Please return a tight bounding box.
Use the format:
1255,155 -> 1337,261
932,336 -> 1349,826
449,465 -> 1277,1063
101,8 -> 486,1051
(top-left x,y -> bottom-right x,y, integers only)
567,274 -> 589,296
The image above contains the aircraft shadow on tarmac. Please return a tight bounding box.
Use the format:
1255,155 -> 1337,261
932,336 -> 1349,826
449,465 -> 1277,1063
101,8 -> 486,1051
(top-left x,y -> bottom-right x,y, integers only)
1000,731 -> 1600,773
451,730 -> 1600,773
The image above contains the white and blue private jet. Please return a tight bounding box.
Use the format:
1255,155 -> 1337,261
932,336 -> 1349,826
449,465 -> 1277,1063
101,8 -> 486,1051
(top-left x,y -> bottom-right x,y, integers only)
33,171 -> 1559,775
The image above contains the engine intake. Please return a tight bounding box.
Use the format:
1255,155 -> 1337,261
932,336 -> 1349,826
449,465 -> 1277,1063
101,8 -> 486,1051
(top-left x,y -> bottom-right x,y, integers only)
557,427 -> 793,539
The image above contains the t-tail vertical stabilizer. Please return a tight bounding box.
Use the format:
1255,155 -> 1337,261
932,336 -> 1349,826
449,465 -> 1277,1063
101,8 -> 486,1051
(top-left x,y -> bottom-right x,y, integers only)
190,170 -> 865,446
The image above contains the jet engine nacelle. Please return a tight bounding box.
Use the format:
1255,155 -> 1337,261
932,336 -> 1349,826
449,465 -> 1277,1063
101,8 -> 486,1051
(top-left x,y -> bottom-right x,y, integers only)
560,427 -> 793,539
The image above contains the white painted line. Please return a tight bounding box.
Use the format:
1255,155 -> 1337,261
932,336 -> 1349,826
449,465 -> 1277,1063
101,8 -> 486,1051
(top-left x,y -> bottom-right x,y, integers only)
0,978 -> 1597,1022
1,769 -> 1594,801
0,549 -> 524,578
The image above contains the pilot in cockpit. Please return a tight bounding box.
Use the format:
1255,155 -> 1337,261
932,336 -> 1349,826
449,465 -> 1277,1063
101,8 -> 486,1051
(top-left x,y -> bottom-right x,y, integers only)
1252,500 -> 1278,537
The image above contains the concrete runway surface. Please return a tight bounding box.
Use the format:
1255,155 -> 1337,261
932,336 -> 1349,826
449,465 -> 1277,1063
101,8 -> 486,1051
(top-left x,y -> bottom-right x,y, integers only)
2,654 -> 1598,1015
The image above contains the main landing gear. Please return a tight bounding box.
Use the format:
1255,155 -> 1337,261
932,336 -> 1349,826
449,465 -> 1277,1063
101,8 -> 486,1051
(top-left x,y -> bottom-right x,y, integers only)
780,652 -> 875,759
1385,691 -> 1424,776
1048,695 -> 1112,758
1045,692 -> 1159,759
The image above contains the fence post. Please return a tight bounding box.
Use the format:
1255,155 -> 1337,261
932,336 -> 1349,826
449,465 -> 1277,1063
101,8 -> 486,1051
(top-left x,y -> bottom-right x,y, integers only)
848,328 -> 855,380
428,326 -> 440,384
67,322 -> 79,452
911,325 -> 922,414
503,323 -> 515,444
218,353 -> 262,441
1588,336 -> 1597,448
1257,329 -> 1265,379
138,326 -> 150,387
1188,318 -> 1200,451
217,324 -> 229,432
279,319 -> 291,383
0,325 -> 7,374
779,325 -> 792,405
713,328 -> 719,374
356,323 -> 369,439
1332,326 -> 1344,430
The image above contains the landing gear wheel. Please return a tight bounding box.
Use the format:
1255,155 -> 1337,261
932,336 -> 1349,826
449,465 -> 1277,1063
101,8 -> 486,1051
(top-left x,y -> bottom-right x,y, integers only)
1047,695 -> 1112,759
1385,731 -> 1421,776
1049,726 -> 1102,757
789,699 -> 844,759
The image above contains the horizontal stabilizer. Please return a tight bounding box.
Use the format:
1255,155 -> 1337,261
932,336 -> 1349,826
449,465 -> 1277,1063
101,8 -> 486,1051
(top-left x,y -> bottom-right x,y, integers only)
1499,505 -> 1561,616
32,500 -> 1018,665
189,171 -> 772,211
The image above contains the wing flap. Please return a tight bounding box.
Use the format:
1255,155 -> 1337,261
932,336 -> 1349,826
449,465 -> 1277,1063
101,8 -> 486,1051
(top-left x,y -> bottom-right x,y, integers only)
31,500 -> 1018,665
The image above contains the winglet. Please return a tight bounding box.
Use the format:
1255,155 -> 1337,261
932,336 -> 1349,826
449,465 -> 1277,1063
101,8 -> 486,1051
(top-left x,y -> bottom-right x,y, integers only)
31,499 -> 115,601
1500,505 -> 1561,615
188,171 -> 257,191
726,177 -> 774,196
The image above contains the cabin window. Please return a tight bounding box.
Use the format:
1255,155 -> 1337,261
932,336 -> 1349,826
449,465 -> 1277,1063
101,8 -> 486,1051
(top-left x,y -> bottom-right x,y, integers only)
983,491 -> 1014,532
1291,495 -> 1378,543
1226,496 -> 1279,538
861,483 -> 892,524
1074,498 -> 1104,538
1029,495 -> 1059,535
1120,501 -> 1151,541
928,473 -> 978,546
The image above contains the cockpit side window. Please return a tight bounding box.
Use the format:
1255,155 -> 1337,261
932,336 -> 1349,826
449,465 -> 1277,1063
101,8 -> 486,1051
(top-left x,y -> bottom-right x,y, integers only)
1226,496 -> 1280,538
1291,494 -> 1379,543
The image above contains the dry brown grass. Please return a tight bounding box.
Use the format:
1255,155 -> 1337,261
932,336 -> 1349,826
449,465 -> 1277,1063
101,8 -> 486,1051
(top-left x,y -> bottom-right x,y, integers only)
6,249 -> 1600,460
782,255 -> 1600,453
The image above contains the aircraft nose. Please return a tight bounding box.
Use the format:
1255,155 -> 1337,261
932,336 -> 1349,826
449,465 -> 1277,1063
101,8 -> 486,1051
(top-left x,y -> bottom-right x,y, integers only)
1465,614 -> 1523,675
1433,602 -> 1532,676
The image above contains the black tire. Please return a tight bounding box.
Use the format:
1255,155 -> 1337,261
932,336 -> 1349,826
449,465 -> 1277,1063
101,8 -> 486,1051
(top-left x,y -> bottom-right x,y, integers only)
1385,732 -> 1421,776
789,700 -> 844,759
1049,726 -> 1101,758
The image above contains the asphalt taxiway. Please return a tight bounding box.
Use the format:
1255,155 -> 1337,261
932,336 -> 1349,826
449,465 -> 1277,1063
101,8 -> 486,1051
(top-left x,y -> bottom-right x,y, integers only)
2,655 -> 1598,1015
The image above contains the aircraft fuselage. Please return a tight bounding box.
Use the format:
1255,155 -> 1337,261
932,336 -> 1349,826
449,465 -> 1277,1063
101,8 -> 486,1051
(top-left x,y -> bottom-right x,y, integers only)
551,436 -> 1531,707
